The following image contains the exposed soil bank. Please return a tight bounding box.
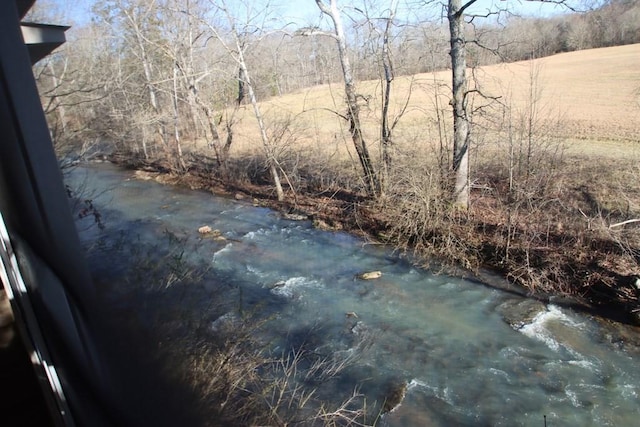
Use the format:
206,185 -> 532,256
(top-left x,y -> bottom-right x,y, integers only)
107,157 -> 640,329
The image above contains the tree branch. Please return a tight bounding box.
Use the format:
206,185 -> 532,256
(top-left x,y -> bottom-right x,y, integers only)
457,0 -> 479,18
315,0 -> 331,16
296,26 -> 338,40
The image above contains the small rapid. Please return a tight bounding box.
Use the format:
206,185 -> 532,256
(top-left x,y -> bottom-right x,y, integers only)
68,164 -> 640,426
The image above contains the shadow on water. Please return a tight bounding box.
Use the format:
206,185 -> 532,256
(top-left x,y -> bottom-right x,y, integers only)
68,163 -> 640,427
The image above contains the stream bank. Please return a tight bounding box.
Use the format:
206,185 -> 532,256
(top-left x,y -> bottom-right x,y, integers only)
67,161 -> 640,426
107,156 -> 640,329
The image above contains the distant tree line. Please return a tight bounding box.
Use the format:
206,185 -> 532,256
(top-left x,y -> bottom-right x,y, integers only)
31,0 -> 640,202
34,0 -> 640,152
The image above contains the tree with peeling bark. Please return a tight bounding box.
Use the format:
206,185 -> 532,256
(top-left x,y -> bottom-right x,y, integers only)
313,0 -> 380,197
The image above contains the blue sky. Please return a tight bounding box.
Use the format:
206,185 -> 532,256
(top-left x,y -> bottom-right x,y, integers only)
47,0 -> 584,28
280,0 -> 581,26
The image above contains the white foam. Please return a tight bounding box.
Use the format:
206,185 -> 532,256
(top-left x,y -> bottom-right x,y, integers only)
246,264 -> 269,278
620,384 -> 638,399
567,360 -> 596,370
518,305 -> 583,355
487,367 -> 511,381
270,276 -> 323,298
210,312 -> 240,332
407,378 -> 429,391
565,388 -> 581,407
245,228 -> 266,239
406,379 -> 455,406
212,243 -> 232,262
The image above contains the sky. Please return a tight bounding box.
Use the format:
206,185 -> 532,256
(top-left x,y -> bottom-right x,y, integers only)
45,0 -> 588,29
281,0 -> 580,26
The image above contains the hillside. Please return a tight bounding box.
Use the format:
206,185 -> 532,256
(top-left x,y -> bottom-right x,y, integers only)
478,43 -> 640,144
226,43 -> 640,161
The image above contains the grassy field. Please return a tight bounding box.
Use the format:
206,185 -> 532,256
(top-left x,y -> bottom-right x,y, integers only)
224,43 -> 639,163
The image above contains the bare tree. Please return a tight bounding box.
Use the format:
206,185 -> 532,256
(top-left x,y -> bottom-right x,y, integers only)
357,0 -> 412,195
447,0 -> 474,209
206,0 -> 286,201
445,0 -> 578,209
312,0 -> 380,197
93,0 -> 176,162
33,27 -> 110,165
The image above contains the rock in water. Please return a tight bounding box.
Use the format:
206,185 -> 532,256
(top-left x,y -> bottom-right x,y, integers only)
267,280 -> 286,289
357,271 -> 382,280
498,298 -> 547,329
198,225 -> 212,234
383,381 -> 408,413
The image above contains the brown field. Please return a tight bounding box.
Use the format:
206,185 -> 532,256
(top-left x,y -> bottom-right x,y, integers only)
225,43 -> 640,161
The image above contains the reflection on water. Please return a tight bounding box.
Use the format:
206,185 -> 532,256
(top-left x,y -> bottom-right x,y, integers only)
68,164 -> 640,426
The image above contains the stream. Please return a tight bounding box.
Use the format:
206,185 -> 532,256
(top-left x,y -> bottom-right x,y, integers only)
67,163 -> 639,426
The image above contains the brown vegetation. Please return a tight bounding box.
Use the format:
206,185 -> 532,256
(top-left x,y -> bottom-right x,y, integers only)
84,230 -> 380,425
28,1 -> 640,423
115,44 -> 640,326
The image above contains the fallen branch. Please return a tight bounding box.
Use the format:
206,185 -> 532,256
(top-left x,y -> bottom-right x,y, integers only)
609,219 -> 640,229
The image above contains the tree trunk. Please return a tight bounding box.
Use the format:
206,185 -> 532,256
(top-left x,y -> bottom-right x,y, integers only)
128,8 -> 168,148
171,63 -> 185,170
448,0 -> 471,209
240,64 -> 285,201
380,12 -> 395,194
226,11 -> 284,201
316,0 -> 379,197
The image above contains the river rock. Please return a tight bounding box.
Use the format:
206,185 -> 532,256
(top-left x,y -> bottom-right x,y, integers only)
498,298 -> 547,329
210,312 -> 240,333
350,321 -> 369,336
198,225 -> 212,234
592,317 -> 640,355
382,380 -> 409,413
267,280 -> 286,289
133,170 -> 158,181
357,271 -> 382,280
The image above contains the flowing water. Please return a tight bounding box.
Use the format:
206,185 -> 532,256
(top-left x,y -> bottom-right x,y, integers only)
68,163 -> 639,426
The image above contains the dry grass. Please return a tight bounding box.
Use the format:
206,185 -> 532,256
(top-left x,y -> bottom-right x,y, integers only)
83,230 -> 380,426
217,43 -> 639,161
96,44 -> 640,425
133,44 -> 640,323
